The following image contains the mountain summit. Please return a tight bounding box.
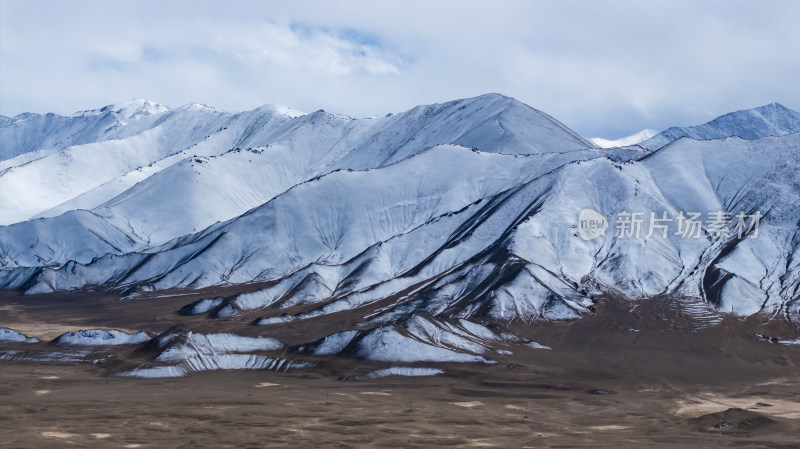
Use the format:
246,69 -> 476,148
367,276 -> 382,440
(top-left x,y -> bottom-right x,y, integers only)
640,102 -> 800,149
72,99 -> 170,121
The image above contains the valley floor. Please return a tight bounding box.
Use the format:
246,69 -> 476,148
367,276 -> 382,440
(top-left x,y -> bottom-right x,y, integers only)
1,290 -> 799,448
1,363 -> 799,448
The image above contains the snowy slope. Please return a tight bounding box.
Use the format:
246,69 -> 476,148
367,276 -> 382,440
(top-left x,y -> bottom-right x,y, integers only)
0,94 -> 595,246
54,329 -> 152,345
640,103 -> 800,149
0,209 -> 146,268
120,327 -> 310,378
3,145 -> 602,286
0,104 -> 242,224
1,95 -> 798,351
93,94 -> 594,245
0,99 -> 169,162
0,327 -> 39,343
5,133 -> 796,326
590,129 -> 658,148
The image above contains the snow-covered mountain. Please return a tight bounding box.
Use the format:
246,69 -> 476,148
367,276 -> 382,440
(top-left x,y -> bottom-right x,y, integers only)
590,129 -> 658,148
640,102 -> 800,149
1,95 -> 798,355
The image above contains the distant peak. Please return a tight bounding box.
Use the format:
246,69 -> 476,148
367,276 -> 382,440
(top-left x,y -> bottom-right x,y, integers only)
715,102 -> 797,119
639,101 -> 800,149
421,93 -> 519,111
112,99 -> 170,120
274,105 -> 306,118
463,92 -> 520,106
754,102 -> 793,113
248,104 -> 307,118
178,102 -> 217,111
308,109 -> 328,116
474,92 -> 511,100
72,99 -> 169,120
12,112 -> 41,121
590,129 -> 658,148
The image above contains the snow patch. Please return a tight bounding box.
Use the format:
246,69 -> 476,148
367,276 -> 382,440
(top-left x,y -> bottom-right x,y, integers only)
156,332 -> 282,361
55,329 -> 151,346
181,297 -> 224,315
356,325 -> 486,363
310,330 -> 359,355
121,330 -> 303,377
214,304 -> 238,317
0,327 -> 39,343
356,367 -> 444,379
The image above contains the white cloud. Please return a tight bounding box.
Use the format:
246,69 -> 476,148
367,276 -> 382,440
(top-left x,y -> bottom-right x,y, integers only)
1,0 -> 798,138
209,21 -> 401,75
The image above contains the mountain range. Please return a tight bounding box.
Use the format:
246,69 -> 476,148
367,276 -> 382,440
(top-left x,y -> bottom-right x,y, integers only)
1,94 -> 799,367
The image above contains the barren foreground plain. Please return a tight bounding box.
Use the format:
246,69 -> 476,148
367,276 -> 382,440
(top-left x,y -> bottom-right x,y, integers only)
1,290 -> 799,448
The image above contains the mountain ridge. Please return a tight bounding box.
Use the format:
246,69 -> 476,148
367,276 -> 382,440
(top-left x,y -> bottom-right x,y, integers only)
640,102 -> 800,149
0,96 -> 798,340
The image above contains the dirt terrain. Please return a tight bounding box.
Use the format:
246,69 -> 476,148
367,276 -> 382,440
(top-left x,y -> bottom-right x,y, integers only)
1,290 -> 799,448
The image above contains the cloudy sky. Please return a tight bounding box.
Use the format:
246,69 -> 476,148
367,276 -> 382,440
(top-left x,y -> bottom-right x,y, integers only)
1,0 -> 798,138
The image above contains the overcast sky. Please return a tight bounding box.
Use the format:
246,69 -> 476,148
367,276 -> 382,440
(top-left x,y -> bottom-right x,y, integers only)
1,0 -> 798,138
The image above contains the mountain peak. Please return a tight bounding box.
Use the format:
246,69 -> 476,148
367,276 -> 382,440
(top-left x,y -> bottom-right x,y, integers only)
754,102 -> 791,112
175,102 -> 218,112
472,92 -> 512,101
12,112 -> 41,121
72,99 -> 169,121
111,99 -> 170,120
640,102 -> 800,149
715,102 -> 796,121
455,93 -> 526,110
